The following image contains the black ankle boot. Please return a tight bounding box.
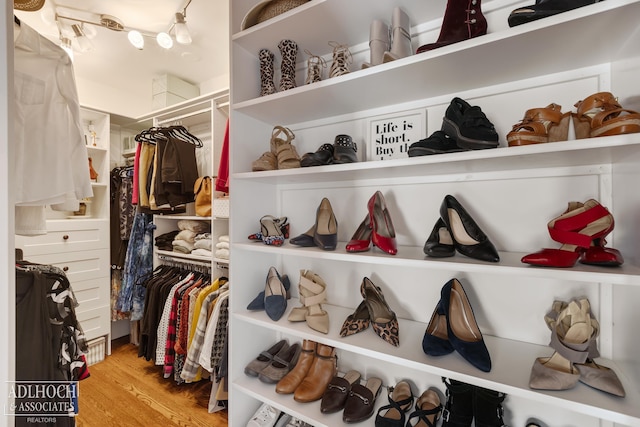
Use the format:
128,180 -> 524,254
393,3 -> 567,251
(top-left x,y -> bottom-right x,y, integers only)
441,378 -> 473,427
473,384 -> 507,427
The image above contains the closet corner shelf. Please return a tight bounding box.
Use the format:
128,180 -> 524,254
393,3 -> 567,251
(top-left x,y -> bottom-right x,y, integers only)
233,134 -> 640,185
90,182 -> 108,188
156,249 -> 211,263
154,214 -> 211,221
234,242 -> 640,286
234,303 -> 640,426
86,146 -> 107,153
213,258 -> 229,265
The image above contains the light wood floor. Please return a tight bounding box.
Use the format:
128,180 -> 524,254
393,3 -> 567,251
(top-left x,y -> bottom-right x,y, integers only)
76,336 -> 228,427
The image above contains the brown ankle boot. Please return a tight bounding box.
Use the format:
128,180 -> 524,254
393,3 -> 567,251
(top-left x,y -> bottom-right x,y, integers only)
275,340 -> 316,394
293,343 -> 337,403
417,0 -> 487,53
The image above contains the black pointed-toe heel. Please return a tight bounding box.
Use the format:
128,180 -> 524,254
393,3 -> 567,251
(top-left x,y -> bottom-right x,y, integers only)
439,195 -> 499,262
313,197 -> 338,250
424,218 -> 455,258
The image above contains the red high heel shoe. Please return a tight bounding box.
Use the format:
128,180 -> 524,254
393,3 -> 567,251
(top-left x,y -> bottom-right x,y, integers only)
522,199 -> 622,268
367,191 -> 398,255
346,214 -> 372,252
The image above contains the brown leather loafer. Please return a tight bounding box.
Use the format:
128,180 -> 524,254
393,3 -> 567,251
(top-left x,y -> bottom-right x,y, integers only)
320,370 -> 361,413
275,340 -> 316,394
293,343 -> 337,403
343,376 -> 383,423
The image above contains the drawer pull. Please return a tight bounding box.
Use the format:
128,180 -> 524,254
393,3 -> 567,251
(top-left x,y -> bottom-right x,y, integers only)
63,266 -> 69,272
63,235 -> 70,240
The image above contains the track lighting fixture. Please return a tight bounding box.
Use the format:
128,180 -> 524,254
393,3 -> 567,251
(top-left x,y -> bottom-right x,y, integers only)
71,24 -> 93,52
53,1 -> 195,52
127,30 -> 144,50
173,12 -> 192,45
156,32 -> 174,50
59,35 -> 73,60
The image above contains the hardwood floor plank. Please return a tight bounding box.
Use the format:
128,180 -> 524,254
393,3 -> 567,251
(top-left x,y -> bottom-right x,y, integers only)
76,337 -> 227,427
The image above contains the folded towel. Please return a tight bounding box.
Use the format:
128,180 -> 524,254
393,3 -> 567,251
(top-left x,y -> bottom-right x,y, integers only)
215,241 -> 229,249
172,239 -> 195,253
177,219 -> 211,234
215,248 -> 229,259
175,229 -> 197,243
195,233 -> 212,241
194,239 -> 212,250
192,248 -> 213,257
218,235 -> 229,242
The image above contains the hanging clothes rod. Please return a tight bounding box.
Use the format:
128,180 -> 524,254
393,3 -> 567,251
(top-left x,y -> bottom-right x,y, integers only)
156,107 -> 212,126
157,254 -> 212,269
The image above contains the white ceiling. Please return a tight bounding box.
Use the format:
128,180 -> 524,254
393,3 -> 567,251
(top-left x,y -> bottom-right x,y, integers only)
15,0 -> 229,115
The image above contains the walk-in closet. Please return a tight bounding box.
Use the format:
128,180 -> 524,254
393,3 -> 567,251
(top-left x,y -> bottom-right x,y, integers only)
5,0 -> 640,426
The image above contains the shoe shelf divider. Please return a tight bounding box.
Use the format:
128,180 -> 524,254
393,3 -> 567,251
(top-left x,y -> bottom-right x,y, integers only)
229,0 -> 640,425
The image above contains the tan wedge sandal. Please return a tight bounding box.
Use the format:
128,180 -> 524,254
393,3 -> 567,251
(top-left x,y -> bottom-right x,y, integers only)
270,125 -> 301,169
573,92 -> 640,138
507,103 -> 571,146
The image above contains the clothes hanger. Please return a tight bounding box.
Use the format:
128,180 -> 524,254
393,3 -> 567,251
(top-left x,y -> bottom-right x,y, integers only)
166,125 -> 203,147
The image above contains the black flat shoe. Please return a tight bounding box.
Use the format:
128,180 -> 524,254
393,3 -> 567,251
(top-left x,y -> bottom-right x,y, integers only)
424,218 -> 455,257
333,134 -> 358,164
439,195 -> 499,263
441,98 -> 499,150
301,143 -> 334,167
508,0 -> 598,27
408,131 -> 468,157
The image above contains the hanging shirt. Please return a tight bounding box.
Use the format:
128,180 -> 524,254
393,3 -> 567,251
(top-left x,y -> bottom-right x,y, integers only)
13,22 -> 92,207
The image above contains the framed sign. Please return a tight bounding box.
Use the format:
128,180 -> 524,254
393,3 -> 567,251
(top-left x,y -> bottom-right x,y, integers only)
366,110 -> 426,161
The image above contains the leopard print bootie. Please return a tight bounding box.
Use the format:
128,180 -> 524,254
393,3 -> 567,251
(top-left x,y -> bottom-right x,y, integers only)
278,39 -> 298,91
259,48 -> 276,97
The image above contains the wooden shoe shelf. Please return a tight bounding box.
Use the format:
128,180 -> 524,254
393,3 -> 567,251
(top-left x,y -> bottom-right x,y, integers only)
228,0 -> 640,425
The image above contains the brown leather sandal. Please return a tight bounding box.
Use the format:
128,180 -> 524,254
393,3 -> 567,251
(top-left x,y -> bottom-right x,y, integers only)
573,92 -> 640,138
507,103 -> 571,146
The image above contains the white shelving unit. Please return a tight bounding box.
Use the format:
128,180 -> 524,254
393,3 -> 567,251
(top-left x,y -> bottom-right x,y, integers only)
229,0 -> 640,426
145,91 -> 230,275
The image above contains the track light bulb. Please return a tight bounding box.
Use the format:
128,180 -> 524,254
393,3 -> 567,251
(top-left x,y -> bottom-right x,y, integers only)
174,12 -> 192,45
72,24 -> 94,52
60,37 -> 73,60
156,32 -> 173,49
128,30 -> 144,49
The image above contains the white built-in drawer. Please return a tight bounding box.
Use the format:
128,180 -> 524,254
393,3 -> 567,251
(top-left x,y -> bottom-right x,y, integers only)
75,305 -> 110,341
23,249 -> 109,283
71,277 -> 110,312
15,219 -> 108,256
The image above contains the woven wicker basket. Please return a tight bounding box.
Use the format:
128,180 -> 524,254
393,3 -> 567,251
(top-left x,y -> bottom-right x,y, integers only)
242,0 -> 310,30
256,0 -> 309,24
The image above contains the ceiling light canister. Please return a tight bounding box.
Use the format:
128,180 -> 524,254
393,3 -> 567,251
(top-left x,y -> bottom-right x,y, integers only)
72,24 -> 94,52
156,32 -> 174,49
128,30 -> 145,50
174,12 -> 192,45
60,36 -> 74,60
